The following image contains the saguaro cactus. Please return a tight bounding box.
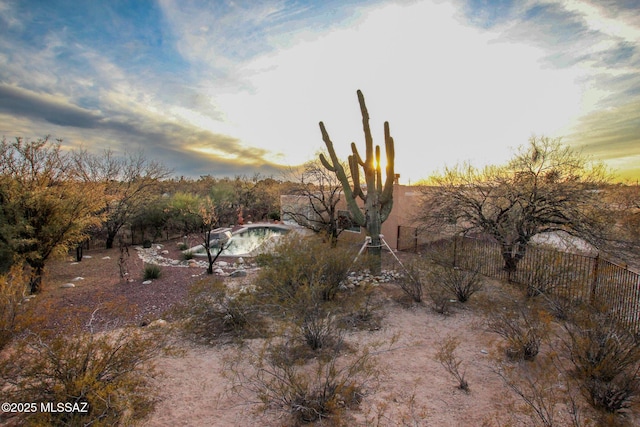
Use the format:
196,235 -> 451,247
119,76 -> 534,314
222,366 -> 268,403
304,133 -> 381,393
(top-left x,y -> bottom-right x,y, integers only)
319,90 -> 395,273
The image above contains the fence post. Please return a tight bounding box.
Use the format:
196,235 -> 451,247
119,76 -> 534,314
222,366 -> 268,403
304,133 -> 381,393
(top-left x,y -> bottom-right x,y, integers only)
590,253 -> 600,304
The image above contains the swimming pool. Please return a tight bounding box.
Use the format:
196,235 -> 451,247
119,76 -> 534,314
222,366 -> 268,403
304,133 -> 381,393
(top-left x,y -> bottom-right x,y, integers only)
186,224 -> 291,257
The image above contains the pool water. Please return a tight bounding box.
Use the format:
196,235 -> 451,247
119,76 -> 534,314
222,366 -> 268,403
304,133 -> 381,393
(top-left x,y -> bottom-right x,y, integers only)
189,225 -> 289,257
220,226 -> 288,256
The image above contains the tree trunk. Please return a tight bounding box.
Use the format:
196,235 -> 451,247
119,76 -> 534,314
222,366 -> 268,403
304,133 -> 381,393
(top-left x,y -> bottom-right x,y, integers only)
29,263 -> 44,294
367,198 -> 382,275
106,232 -> 116,249
501,242 -> 526,281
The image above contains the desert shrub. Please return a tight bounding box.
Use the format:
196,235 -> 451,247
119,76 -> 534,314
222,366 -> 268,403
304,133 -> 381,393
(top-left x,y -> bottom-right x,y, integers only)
0,327 -> 165,426
396,258 -> 424,303
142,263 -> 162,280
177,242 -> 188,251
435,335 -> 469,392
142,239 -> 152,248
543,293 -> 583,321
178,277 -> 265,344
0,266 -> 28,350
563,307 -> 640,414
426,285 -> 453,316
493,353 -> 583,427
429,264 -> 483,303
256,235 -> 361,351
339,284 -> 383,331
256,235 -> 355,303
299,302 -> 338,351
182,251 -> 194,260
226,340 -> 379,424
488,304 -> 551,361
277,282 -> 345,355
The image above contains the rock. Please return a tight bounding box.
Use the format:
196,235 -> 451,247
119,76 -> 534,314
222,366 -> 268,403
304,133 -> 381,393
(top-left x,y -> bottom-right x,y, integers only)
480,349 -> 488,354
72,276 -> 84,281
148,319 -> 168,328
61,283 -> 75,288
142,280 -> 152,285
214,268 -> 224,275
156,245 -> 162,250
102,256 -> 111,260
217,261 -> 229,267
237,257 -> 244,264
229,270 -> 247,278
161,250 -> 169,255
83,255 -> 92,259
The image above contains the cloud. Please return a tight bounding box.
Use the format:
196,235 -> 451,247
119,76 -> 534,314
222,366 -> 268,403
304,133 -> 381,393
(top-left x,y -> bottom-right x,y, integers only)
1,0 -> 638,182
565,99 -> 640,161
0,83 -> 284,178
0,84 -> 103,128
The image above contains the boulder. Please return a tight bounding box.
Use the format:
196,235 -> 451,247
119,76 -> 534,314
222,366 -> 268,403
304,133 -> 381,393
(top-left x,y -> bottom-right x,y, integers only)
148,319 -> 168,328
61,283 -> 75,288
229,270 -> 247,278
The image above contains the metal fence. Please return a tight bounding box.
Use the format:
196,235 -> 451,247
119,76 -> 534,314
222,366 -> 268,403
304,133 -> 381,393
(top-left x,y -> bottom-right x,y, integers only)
397,226 -> 640,333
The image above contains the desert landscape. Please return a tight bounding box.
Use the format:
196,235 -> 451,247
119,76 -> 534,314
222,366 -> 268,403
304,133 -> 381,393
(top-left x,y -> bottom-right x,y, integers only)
11,237 -> 629,427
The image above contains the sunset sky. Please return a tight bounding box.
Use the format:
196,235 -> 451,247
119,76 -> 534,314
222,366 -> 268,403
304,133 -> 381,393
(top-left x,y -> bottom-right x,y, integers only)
1,0 -> 638,183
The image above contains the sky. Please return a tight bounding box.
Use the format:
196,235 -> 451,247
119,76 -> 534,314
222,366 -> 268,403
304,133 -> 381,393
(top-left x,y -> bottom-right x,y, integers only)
0,0 -> 639,183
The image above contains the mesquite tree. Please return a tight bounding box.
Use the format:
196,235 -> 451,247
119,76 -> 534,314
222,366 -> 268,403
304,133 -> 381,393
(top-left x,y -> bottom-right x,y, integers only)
419,137 -> 610,279
318,90 -> 395,273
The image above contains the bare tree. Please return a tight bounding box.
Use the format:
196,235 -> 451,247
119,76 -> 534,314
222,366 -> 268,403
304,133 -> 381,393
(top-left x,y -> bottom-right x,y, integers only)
281,157 -> 351,246
73,148 -> 172,249
419,137 -> 610,277
171,193 -> 226,274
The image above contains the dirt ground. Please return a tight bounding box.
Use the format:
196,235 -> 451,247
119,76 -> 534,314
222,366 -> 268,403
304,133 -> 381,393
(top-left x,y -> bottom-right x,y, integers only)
34,238 -> 635,426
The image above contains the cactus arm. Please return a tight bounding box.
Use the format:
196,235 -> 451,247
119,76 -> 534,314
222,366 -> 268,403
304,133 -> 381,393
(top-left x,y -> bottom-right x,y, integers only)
318,121 -> 366,226
375,145 -> 382,194
357,90 -> 374,166
379,122 -> 395,223
319,153 -> 335,172
349,155 -> 365,201
351,142 -> 366,167
381,122 -> 395,204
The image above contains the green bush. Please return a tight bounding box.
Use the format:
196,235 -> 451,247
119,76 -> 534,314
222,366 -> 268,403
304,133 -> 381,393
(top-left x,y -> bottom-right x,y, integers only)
143,264 -> 161,280
256,235 -> 355,303
0,327 -> 166,426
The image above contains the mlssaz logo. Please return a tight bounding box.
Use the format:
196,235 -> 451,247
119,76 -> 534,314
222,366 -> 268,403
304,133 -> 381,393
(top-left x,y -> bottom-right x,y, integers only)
40,402 -> 90,413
